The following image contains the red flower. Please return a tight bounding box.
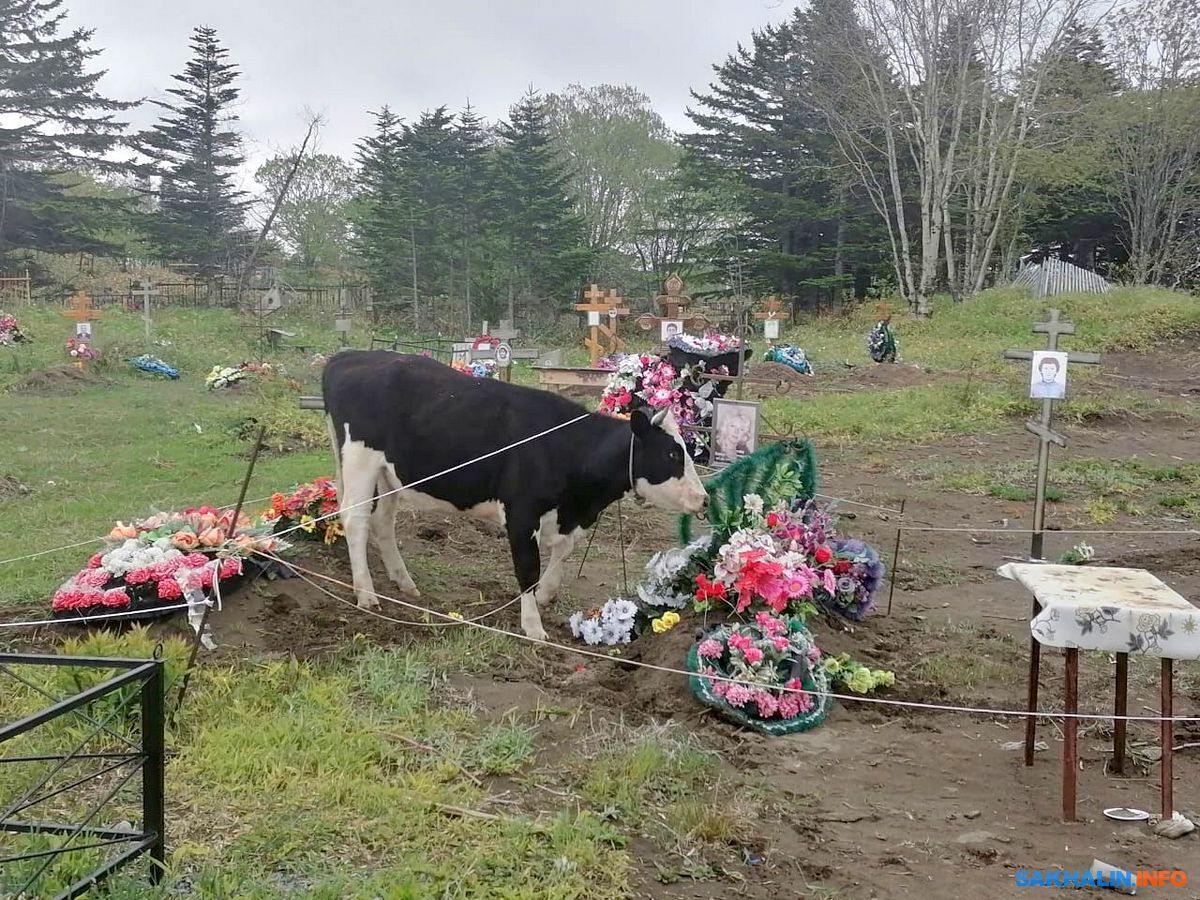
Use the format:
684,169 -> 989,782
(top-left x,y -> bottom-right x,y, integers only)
157,578 -> 183,600
766,513 -> 779,528
219,557 -> 242,579
833,560 -> 852,575
814,546 -> 833,565
87,553 -> 104,569
183,552 -> 209,568
101,589 -> 131,608
125,567 -> 153,585
694,574 -> 727,603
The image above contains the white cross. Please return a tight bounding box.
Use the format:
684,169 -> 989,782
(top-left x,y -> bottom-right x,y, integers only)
132,281 -> 159,340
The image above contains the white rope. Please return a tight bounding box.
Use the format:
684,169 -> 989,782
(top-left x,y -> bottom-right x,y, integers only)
259,553 -> 1200,725
0,603 -> 194,629
270,412 -> 592,542
900,526 -> 1200,536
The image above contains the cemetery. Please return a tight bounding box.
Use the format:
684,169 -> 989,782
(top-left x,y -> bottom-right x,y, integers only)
1,280 -> 1198,899
2,0 -> 1199,895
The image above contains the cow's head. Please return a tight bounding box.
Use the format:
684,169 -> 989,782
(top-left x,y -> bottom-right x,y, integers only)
629,409 -> 708,514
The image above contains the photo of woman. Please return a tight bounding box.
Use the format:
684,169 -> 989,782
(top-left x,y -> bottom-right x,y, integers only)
711,399 -> 760,468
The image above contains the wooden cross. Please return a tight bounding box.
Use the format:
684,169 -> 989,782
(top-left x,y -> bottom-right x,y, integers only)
1002,309 -> 1101,560
63,290 -> 101,324
132,281 -> 158,340
753,295 -> 790,341
1003,309 -> 1101,770
633,274 -> 710,339
575,284 -> 630,366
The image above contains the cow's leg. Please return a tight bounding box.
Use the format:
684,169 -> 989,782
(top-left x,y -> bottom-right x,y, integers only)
536,529 -> 576,609
370,476 -> 419,598
507,517 -> 545,641
338,441 -> 382,611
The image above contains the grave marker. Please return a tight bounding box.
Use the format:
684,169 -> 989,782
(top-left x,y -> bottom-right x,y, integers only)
633,274 -> 710,340
1002,308 -> 1100,769
132,280 -> 158,340
62,291 -> 101,368
574,284 -> 630,366
753,295 -> 790,341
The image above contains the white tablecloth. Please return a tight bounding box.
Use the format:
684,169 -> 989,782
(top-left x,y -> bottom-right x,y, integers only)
997,563 -> 1200,659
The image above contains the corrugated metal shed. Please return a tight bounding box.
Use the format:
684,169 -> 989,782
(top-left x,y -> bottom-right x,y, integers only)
1013,256 -> 1109,298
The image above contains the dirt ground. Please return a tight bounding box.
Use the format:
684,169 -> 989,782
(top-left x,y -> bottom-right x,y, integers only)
10,346 -> 1199,898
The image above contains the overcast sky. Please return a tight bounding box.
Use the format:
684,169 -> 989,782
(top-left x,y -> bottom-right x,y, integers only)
67,0 -> 791,189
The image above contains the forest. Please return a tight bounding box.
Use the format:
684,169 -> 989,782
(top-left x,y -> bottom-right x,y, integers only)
2,0 -> 1197,327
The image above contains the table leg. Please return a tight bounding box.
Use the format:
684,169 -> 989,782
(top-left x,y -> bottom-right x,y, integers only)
1161,658 -> 1173,821
1025,598 -> 1042,767
1113,653 -> 1128,775
1063,648 -> 1078,822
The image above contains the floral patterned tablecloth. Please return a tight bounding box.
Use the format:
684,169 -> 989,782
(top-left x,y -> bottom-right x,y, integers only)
997,563 -> 1200,659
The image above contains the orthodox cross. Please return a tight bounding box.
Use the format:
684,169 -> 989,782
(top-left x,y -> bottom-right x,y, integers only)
753,295 -> 791,341
132,280 -> 158,340
1001,308 -> 1101,560
63,290 -> 100,326
575,284 -> 630,366
633,273 -> 710,339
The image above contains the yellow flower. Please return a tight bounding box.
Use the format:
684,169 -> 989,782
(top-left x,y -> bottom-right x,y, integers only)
822,657 -> 842,675
846,668 -> 875,694
299,514 -> 316,534
448,612 -> 463,621
651,611 -> 681,634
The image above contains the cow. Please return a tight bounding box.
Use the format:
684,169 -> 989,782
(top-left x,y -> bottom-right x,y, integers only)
321,350 -> 708,640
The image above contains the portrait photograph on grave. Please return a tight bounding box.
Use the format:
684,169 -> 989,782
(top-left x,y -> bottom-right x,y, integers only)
75,322 -> 93,341
1030,350 -> 1068,399
763,317 -> 780,340
711,398 -> 760,468
661,319 -> 684,342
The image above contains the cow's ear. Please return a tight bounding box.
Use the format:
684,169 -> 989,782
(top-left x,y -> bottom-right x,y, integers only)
630,408 -> 652,440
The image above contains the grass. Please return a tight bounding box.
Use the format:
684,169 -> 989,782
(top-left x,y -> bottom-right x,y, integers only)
898,456 -> 1200,517
772,285 -> 1200,374
911,622 -> 1023,693
0,632 -> 633,899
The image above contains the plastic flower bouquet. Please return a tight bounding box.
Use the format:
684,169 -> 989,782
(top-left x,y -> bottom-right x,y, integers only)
667,332 -> 742,357
763,345 -> 813,375
51,507 -> 291,620
451,359 -> 497,379
66,337 -> 99,361
597,353 -> 712,457
129,355 -> 179,379
206,365 -> 248,390
261,477 -> 344,545
568,598 -> 640,646
0,313 -> 28,345
687,612 -> 833,734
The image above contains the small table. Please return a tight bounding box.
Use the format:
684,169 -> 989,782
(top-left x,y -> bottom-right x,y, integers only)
998,563 -> 1200,822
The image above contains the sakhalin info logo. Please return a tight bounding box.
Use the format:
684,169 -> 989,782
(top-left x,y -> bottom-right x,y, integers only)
1015,869 -> 1188,889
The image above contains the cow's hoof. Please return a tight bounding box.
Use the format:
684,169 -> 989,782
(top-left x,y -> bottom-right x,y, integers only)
400,584 -> 421,599
524,627 -> 548,642
356,597 -> 381,612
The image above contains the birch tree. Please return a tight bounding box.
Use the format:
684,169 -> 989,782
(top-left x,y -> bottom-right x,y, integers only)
1103,0 -> 1200,285
812,0 -> 1089,312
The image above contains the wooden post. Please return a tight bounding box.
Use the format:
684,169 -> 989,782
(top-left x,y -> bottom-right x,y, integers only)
1063,647 -> 1078,822
1161,658 -> 1173,820
1113,653 -> 1128,775
633,274 -> 710,340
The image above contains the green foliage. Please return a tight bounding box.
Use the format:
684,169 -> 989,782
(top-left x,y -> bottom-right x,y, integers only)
138,26 -> 247,274
0,0 -> 135,265
679,439 -> 819,545
255,153 -> 355,270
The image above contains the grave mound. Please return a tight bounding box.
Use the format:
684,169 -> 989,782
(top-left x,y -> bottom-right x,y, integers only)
8,365 -> 110,394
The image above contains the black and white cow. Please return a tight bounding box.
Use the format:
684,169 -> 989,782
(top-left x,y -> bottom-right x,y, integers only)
321,350 -> 708,640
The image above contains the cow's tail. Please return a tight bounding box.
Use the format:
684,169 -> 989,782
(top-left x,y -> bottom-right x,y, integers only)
325,414 -> 344,503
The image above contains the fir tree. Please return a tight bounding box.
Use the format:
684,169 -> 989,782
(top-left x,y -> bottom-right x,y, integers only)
0,0 -> 134,265
140,26 -> 246,274
685,6 -> 877,303
352,107 -> 409,308
492,89 -> 592,313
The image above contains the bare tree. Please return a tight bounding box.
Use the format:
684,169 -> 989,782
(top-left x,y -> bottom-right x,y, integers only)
814,0 -> 1088,313
1104,0 -> 1200,284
